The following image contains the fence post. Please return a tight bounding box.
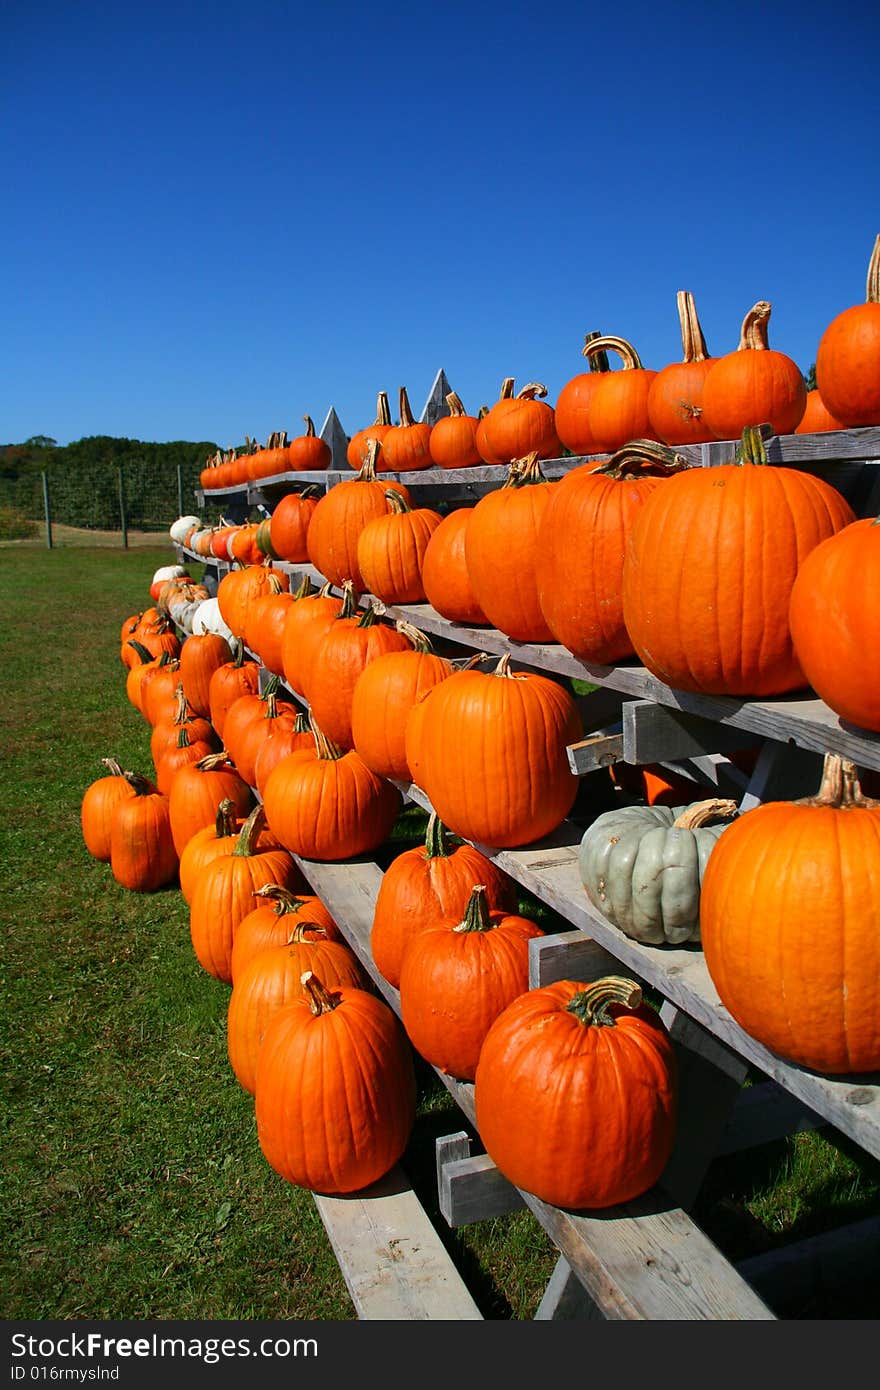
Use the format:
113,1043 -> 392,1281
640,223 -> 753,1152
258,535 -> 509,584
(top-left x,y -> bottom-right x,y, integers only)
177,462 -> 184,518
41,471 -> 53,549
118,466 -> 128,549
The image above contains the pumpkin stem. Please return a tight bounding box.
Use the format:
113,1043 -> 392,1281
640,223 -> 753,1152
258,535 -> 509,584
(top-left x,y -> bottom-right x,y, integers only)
374,391 -> 392,427
866,233 -> 880,304
357,438 -> 382,482
398,386 -> 417,428
385,489 -> 413,515
285,922 -> 329,945
736,301 -> 773,352
424,812 -> 450,859
230,638 -> 246,668
515,383 -> 549,401
175,723 -> 194,749
302,415 -> 316,437
356,603 -> 382,629
492,654 -> 520,680
597,440 -> 690,479
293,711 -> 310,734
800,753 -> 880,810
566,976 -> 644,1027
214,797 -> 238,837
677,291 -> 711,364
582,331 -> 610,373
127,639 -> 155,666
100,757 -> 126,778
172,682 -> 189,726
301,970 -> 342,1015
672,799 -> 738,830
507,451 -> 546,487
294,574 -> 315,600
445,390 -> 468,417
453,884 -> 494,934
395,619 -> 432,653
733,423 -> 774,465
195,751 -> 235,773
232,803 -> 267,857
253,884 -> 315,916
337,580 -> 359,620
121,770 -> 157,797
307,713 -> 345,762
582,335 -> 644,371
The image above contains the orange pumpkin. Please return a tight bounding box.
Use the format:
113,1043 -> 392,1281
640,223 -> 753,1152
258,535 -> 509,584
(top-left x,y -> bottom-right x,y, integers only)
268,487 -> 321,561
465,453 -> 557,643
306,441 -> 412,589
476,380 -> 560,465
580,335 -> 659,453
356,491 -> 443,604
109,773 -> 178,892
647,291 -> 719,445
350,625 -> 453,782
815,234 -> 880,427
168,752 -> 254,857
81,757 -> 138,862
554,331 -> 612,457
231,885 -> 342,983
378,386 -> 433,472
701,301 -> 807,440
346,390 -> 394,471
428,391 -> 482,469
420,508 -> 490,626
302,601 -> 412,750
286,416 -> 331,471
795,388 -> 846,435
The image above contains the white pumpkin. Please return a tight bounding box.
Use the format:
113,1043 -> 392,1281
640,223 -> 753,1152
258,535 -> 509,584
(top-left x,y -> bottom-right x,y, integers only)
170,514 -> 201,545
152,564 -> 188,588
191,597 -> 234,641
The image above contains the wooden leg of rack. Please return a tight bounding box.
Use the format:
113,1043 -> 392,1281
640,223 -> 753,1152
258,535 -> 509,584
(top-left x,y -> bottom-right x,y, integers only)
534,1255 -> 604,1320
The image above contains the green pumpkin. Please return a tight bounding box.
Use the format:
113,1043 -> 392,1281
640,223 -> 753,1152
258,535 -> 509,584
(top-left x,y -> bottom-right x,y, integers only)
577,797 -> 738,946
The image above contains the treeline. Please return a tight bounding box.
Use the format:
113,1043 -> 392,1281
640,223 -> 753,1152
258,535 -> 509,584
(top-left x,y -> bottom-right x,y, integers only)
1,435 -> 222,531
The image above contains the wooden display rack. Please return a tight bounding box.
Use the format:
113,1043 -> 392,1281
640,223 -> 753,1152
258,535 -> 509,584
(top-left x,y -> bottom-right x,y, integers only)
176,381 -> 880,1321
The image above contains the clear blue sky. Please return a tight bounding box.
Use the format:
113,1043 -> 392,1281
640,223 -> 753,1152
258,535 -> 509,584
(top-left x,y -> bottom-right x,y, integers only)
3,0 -> 879,449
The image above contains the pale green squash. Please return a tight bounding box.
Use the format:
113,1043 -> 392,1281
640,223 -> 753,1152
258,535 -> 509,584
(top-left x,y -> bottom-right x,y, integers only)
577,797 -> 738,946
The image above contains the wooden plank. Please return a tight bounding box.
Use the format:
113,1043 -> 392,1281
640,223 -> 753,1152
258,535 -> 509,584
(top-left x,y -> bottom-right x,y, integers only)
534,1256 -> 603,1320
397,785 -> 880,1162
621,700 -> 762,763
313,1165 -> 483,1320
289,846 -> 776,1321
436,1135 -> 526,1228
566,731 -> 624,775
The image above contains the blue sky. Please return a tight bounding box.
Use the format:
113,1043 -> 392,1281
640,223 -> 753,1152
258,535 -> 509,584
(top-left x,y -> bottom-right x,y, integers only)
3,0 -> 878,449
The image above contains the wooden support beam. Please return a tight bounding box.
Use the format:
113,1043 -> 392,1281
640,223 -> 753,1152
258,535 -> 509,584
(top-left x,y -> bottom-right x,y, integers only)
436,1133 -> 525,1228
622,700 -> 761,764
736,1215 -> 880,1314
738,740 -> 826,811
534,1255 -> 604,1320
717,1081 -> 825,1156
566,730 -> 624,776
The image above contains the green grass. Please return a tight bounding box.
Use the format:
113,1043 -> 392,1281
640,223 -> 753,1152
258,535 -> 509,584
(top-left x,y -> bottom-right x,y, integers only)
2,544 -> 879,1322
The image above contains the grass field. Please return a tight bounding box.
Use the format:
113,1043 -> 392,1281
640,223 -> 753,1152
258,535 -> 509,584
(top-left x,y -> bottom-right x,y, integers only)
2,542 -> 879,1322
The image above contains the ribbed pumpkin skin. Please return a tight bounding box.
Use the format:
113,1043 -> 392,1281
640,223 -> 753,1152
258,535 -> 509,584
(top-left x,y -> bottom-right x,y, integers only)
178,814 -> 284,904
428,411 -> 481,468
815,240 -> 880,427
150,707 -> 216,778
420,509 -> 489,625
398,898 -> 542,1080
588,371 -> 658,454
255,983 -> 416,1194
417,663 -> 583,847
303,619 -> 412,751
465,477 -> 557,643
81,769 -> 138,861
155,731 -> 217,797
110,791 -> 178,892
478,397 -> 560,465
231,896 -> 341,982
474,980 -> 678,1208
244,591 -> 297,676
700,795 -> 880,1073
371,821 -> 520,988
535,462 -> 668,663
168,760 -> 253,856
269,492 -> 320,560
789,519 -> 880,730
356,507 -> 443,604
179,634 -> 232,718
208,657 -> 260,738
350,649 -> 453,781
701,350 -> 806,440
254,716 -> 314,798
647,358 -> 718,446
190,842 -> 298,984
555,374 -> 608,456
262,748 -> 402,861
380,422 -> 433,473
795,388 -> 846,435
280,588 -> 344,697
228,936 -> 366,1093
228,697 -> 299,789
286,427 -> 331,472
306,479 -> 412,590
621,463 -> 856,696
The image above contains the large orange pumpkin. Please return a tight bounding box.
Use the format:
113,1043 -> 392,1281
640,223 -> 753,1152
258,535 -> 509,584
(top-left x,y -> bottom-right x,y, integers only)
81,758 -> 138,862
179,632 -> 232,718
268,486 -> 321,561
399,885 -> 543,1081
230,885 -> 341,983
465,453 -> 557,643
815,234 -> 880,427
474,976 -> 677,1209
789,516 -> 880,730
795,389 -> 845,435
350,626 -> 453,782
476,380 -> 560,465
370,813 -> 520,989
356,491 -> 443,604
420,508 -> 490,626
536,441 -> 689,664
701,301 -> 807,440
621,426 -> 856,696
580,335 -> 659,453
208,642 -> 261,739
701,756 -> 880,1074
346,390 -> 394,471
379,386 -> 433,472
302,601 -> 411,751
168,751 -> 253,857
647,291 -> 719,445
109,773 -> 178,893
254,972 -> 416,1194
286,416 -> 331,472
416,654 -> 583,848
306,441 -> 412,589
280,579 -> 348,699
554,332 -> 612,457
428,391 -> 482,469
